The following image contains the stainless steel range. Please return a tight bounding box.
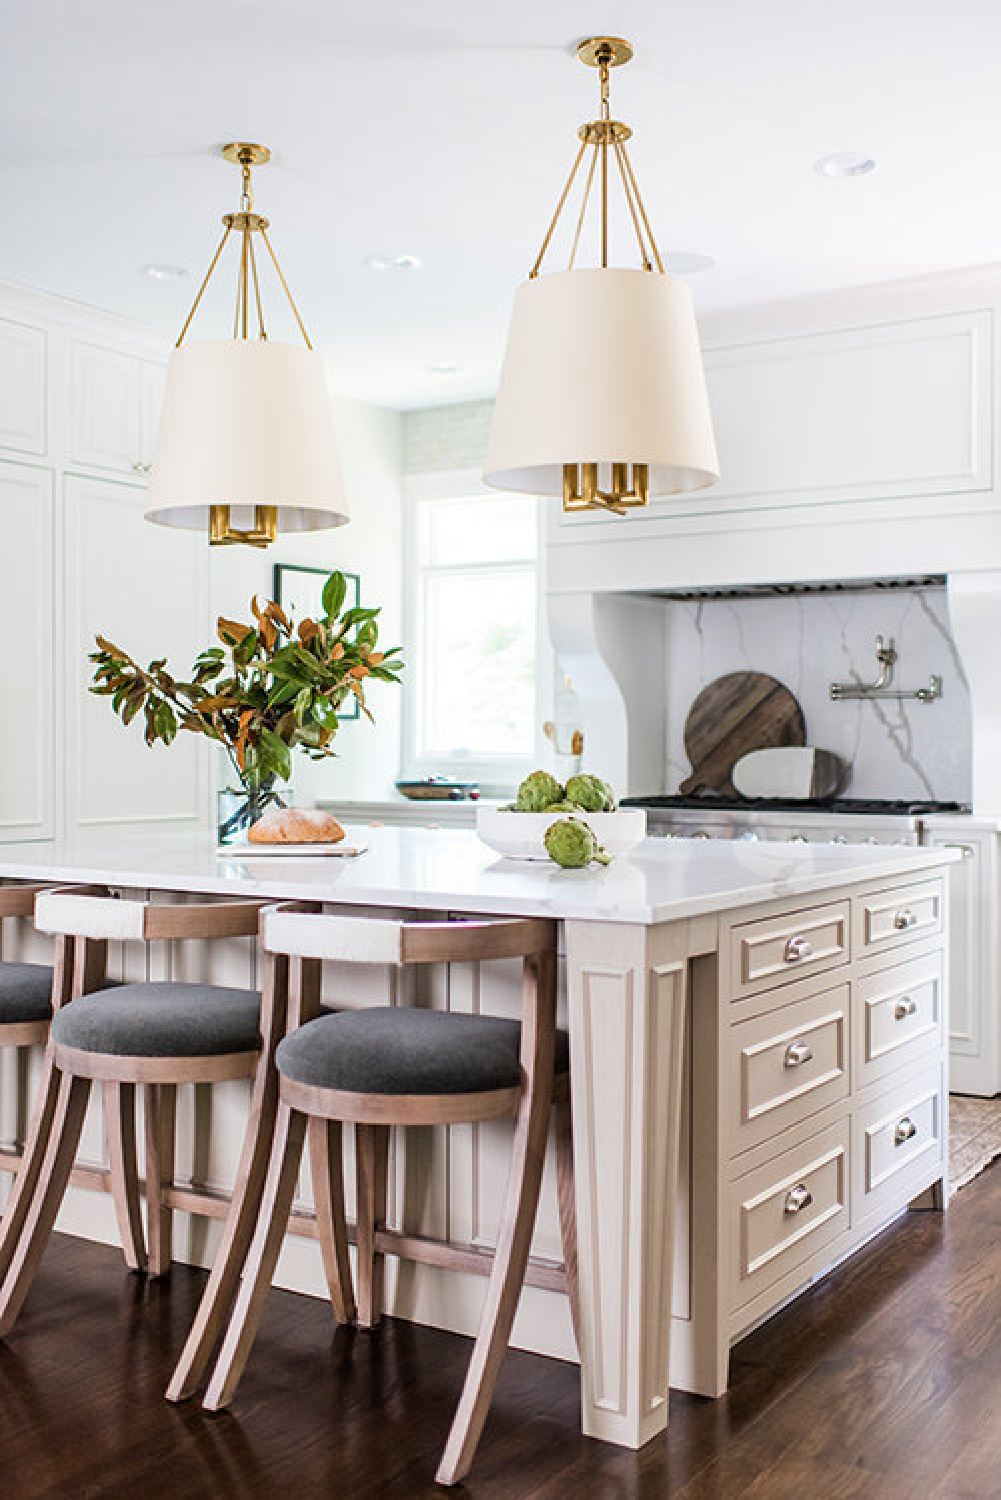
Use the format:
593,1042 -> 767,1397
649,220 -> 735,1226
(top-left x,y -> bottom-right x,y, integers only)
621,795 -> 970,847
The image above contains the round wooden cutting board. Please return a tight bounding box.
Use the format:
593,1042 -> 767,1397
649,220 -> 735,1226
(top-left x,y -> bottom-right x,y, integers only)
678,672 -> 807,796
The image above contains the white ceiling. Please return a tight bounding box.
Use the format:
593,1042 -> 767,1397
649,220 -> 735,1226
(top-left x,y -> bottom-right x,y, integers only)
3,0 -> 1001,409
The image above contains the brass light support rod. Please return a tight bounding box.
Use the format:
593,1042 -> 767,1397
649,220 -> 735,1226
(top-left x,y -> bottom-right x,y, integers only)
173,142 -> 314,351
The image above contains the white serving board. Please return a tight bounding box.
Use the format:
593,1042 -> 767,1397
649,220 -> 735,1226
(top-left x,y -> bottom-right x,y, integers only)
216,842 -> 367,859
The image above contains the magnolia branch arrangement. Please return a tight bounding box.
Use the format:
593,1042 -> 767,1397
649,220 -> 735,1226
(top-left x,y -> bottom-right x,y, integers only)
90,571 -> 404,788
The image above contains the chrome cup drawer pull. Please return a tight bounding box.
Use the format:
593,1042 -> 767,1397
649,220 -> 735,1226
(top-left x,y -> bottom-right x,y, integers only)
784,1040 -> 814,1068
894,996 -> 918,1021
894,1117 -> 918,1146
893,909 -> 918,930
783,1183 -> 813,1215
784,935 -> 813,963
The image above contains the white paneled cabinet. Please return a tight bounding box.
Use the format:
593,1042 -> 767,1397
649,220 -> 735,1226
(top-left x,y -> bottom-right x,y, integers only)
922,826 -> 999,1096
0,317 -> 46,457
63,473 -> 208,831
0,286 -> 199,843
0,461 -> 55,841
67,338 -> 165,480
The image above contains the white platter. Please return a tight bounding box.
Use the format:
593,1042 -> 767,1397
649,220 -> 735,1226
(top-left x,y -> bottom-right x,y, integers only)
216,842 -> 367,859
476,806 -> 646,861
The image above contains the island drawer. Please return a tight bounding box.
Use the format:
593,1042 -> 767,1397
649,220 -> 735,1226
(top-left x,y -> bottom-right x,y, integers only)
728,982 -> 850,1156
727,899 -> 850,1002
856,949 -> 943,1089
853,1062 -> 944,1226
854,879 -> 943,961
730,1116 -> 850,1312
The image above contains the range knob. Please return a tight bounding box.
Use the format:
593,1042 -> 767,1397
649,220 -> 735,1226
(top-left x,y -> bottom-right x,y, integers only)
786,834 -> 809,844
739,830 -> 760,842
830,834 -> 849,845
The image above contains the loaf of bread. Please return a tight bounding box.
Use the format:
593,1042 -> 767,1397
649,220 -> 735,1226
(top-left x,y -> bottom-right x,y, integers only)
247,807 -> 346,844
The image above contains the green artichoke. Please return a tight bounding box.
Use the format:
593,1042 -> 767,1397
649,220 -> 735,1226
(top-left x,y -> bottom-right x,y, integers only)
544,817 -> 612,869
516,770 -> 564,812
541,800 -> 587,813
564,774 -> 616,812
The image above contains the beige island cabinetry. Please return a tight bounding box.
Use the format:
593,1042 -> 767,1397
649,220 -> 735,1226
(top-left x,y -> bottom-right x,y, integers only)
0,829 -> 955,1451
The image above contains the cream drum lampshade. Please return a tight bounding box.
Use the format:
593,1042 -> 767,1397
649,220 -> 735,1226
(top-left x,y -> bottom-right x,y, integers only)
145,339 -> 349,535
484,268 -> 719,499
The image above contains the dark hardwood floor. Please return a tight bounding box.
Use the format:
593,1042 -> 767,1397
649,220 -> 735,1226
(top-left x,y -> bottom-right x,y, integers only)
2,1164 -> 1000,1499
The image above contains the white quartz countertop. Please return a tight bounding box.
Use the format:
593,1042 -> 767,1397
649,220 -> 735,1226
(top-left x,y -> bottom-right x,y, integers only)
0,827 -> 960,926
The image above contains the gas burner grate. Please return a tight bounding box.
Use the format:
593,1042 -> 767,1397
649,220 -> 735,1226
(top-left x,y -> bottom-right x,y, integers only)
622,794 -> 970,816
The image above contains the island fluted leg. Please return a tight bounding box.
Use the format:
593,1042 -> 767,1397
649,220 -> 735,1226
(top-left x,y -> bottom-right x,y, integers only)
564,918 -> 689,1448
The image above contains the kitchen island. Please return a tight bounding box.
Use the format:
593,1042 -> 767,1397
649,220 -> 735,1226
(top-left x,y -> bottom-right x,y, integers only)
0,827 -> 957,1449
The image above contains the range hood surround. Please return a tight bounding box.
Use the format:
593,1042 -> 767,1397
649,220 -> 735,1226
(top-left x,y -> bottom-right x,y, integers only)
545,264 -> 1001,814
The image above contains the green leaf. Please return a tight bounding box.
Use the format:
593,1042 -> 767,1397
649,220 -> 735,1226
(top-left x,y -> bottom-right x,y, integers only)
321,571 -> 347,620
294,686 -> 312,725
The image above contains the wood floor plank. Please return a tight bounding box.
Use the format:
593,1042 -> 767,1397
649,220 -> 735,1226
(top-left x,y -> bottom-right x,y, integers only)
0,1163 -> 999,1496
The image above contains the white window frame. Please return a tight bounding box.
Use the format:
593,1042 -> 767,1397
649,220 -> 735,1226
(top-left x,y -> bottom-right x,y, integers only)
401,466 -> 551,793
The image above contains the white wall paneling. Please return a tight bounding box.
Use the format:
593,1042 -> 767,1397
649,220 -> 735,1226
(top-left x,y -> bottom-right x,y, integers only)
0,461 -> 55,840
0,317 -> 46,456
63,473 -> 209,831
703,310 -> 991,512
67,339 -> 145,475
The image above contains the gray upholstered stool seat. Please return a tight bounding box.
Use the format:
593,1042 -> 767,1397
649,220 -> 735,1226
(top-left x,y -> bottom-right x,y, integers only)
52,982 -> 261,1058
0,963 -> 53,1025
276,1007 -> 570,1095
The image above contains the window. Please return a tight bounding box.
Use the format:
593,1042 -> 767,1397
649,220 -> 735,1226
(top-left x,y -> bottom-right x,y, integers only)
405,481 -> 544,786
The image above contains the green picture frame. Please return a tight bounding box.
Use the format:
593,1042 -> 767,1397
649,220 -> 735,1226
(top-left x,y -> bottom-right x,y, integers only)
272,564 -> 362,720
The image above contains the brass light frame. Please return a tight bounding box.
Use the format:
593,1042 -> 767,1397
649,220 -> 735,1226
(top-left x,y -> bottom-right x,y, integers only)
172,143 -> 314,547
530,37 -> 665,516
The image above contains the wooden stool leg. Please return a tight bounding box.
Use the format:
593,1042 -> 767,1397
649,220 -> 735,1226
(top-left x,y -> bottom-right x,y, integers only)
0,1048 -> 64,1287
0,1071 -> 91,1336
202,1101 -> 308,1412
355,1123 -> 389,1329
144,1083 -> 176,1278
555,1090 -> 580,1352
167,1052 -> 285,1402
103,1081 -> 146,1273
435,1081 -> 553,1486
308,1116 -> 356,1325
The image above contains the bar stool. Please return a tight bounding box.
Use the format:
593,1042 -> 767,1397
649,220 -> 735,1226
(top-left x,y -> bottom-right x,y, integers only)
0,889 -> 273,1335
0,882 -> 106,1252
193,909 -> 577,1488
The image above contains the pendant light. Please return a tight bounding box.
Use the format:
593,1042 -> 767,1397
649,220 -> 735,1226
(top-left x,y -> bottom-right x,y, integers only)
484,38 -> 719,516
145,143 -> 348,547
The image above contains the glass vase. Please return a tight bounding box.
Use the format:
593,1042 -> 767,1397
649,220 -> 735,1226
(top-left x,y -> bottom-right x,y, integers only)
217,778 -> 288,845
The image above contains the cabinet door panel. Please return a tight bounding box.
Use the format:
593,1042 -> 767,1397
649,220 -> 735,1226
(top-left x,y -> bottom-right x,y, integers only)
0,462 -> 54,839
64,473 -> 208,829
68,340 -> 141,475
0,318 -> 46,456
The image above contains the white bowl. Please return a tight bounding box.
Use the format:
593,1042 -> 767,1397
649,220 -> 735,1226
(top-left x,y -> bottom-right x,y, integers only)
476,806 -> 647,861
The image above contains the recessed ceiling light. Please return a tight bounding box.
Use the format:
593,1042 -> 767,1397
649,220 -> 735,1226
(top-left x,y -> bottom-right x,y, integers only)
364,253 -> 422,272
667,251 -> 716,275
141,263 -> 189,281
813,151 -> 877,179
428,361 -> 460,375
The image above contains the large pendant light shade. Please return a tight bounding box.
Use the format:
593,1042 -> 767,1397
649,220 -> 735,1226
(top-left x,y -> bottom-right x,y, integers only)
484,37 -> 720,517
146,339 -> 348,535
484,268 -> 718,498
144,142 -> 348,547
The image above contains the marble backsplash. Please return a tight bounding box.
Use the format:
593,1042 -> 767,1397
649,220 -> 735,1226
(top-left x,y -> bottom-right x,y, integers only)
663,584 -> 971,803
